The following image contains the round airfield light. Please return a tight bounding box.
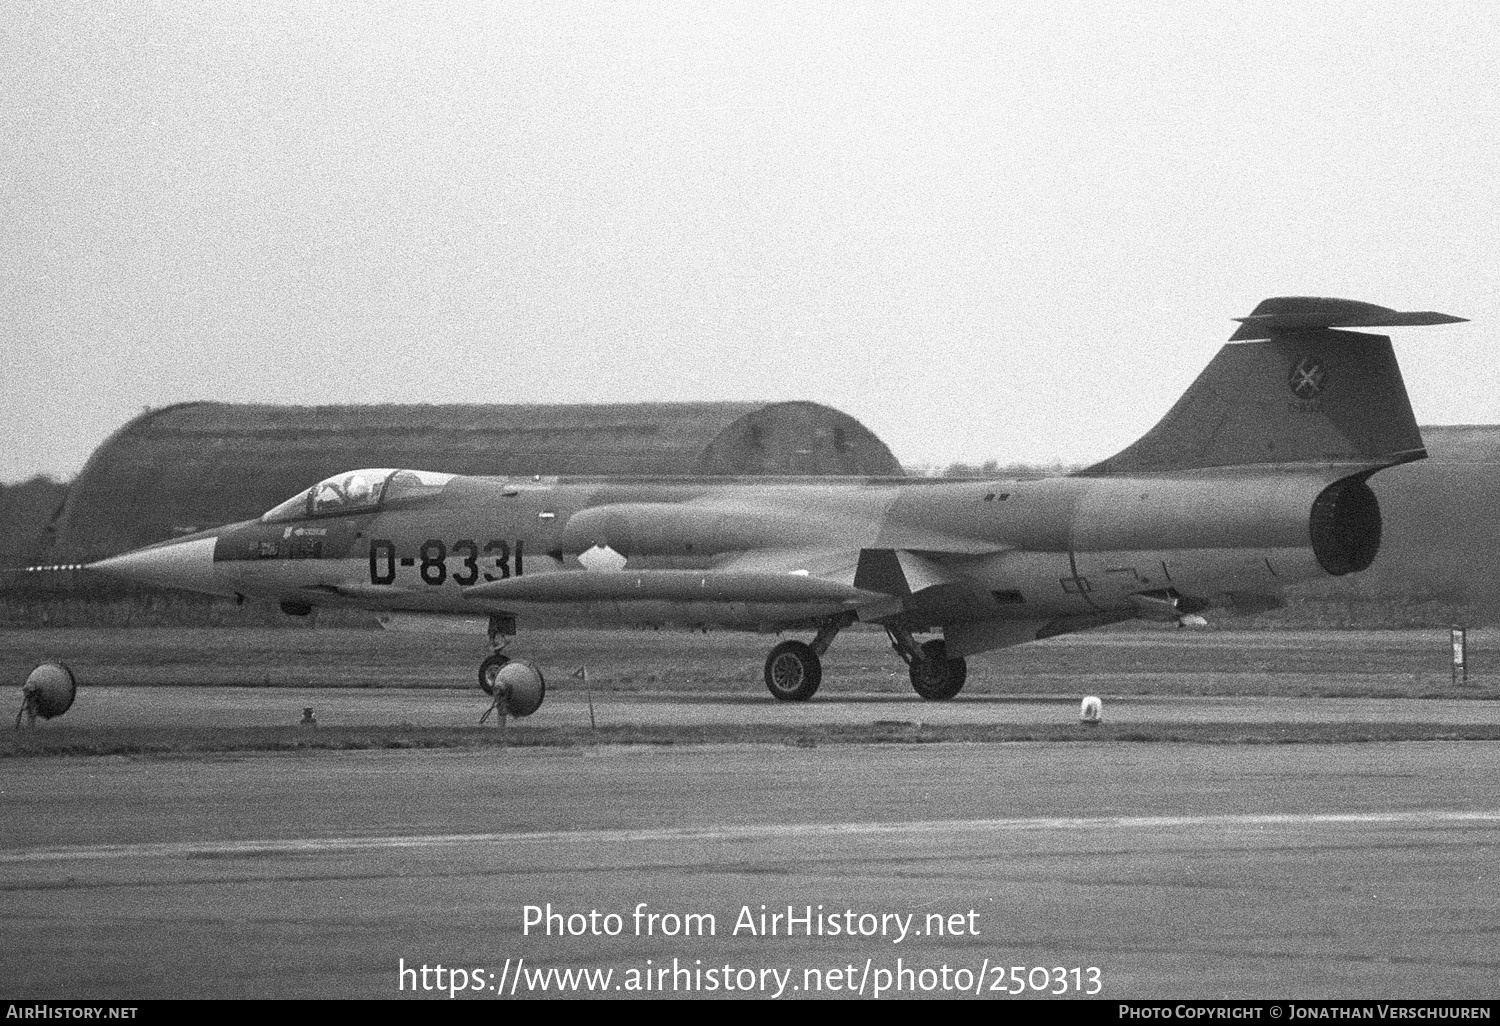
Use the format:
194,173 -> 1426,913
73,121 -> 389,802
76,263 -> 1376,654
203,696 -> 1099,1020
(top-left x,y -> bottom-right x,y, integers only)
1079,695 -> 1103,726
494,661 -> 546,718
22,662 -> 77,721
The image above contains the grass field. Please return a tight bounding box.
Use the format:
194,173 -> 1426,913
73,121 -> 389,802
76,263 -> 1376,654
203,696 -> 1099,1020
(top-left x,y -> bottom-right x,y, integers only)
4,625 -> 1496,756
2,623 -> 1495,697
3,589 -> 1492,630
6,720 -> 1499,759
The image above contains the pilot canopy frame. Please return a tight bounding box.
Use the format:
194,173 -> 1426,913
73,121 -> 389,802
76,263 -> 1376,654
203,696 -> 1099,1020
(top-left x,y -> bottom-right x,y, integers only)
261,469 -> 456,523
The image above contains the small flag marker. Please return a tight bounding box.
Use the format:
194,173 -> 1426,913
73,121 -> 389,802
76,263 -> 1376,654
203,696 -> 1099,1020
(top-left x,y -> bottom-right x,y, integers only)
573,667 -> 596,729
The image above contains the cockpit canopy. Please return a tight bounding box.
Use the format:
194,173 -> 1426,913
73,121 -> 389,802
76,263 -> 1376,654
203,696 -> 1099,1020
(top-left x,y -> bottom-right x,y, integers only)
260,469 -> 455,522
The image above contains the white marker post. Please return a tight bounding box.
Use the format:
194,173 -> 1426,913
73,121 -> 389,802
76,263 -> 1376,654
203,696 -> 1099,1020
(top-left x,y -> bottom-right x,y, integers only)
1451,626 -> 1467,686
573,666 -> 594,729
1080,695 -> 1103,726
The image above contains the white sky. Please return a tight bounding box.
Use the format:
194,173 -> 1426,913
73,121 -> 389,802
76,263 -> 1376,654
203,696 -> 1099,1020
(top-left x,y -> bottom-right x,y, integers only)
2,1 -> 1496,482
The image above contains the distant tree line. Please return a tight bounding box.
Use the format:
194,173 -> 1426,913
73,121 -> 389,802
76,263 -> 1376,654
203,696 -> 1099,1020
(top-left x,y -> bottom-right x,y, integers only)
902,460 -> 1082,479
0,476 -> 68,569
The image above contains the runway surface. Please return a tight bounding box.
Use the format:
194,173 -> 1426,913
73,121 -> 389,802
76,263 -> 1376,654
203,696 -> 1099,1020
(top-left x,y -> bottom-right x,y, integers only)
4,741 -> 1498,999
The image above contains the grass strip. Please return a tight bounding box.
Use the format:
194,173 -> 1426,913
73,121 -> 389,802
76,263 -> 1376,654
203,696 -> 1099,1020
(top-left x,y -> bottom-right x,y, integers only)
4,721 -> 1499,759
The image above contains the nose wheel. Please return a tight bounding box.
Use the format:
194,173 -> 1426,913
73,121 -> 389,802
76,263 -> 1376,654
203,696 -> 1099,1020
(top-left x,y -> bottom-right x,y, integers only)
478,652 -> 512,695
479,613 -> 516,695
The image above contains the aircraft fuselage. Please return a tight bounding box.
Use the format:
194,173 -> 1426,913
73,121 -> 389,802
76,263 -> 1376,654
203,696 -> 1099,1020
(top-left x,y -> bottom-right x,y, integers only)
187,466 -> 1368,652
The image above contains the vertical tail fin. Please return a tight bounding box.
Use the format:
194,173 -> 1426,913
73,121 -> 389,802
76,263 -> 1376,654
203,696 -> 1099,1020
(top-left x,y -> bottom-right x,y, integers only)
1079,297 -> 1465,476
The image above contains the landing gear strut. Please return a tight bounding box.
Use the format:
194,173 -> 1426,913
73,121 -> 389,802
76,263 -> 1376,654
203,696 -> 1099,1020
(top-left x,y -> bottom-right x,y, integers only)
474,613 -> 545,719
886,626 -> 968,701
763,615 -> 849,702
478,613 -> 516,695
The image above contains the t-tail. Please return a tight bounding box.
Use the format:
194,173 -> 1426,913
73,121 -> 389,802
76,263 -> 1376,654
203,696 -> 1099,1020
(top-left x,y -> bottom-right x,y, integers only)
1078,297 -> 1466,476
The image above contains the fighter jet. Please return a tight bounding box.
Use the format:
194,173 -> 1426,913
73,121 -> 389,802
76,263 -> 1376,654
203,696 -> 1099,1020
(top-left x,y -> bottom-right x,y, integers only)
89,297 -> 1464,713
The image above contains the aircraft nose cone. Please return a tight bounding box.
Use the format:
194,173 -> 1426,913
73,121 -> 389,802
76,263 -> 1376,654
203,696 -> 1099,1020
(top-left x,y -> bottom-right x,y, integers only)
88,536 -> 227,595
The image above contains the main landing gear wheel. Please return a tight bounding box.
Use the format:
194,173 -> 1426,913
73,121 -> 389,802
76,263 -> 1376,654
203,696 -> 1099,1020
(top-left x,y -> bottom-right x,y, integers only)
910,639 -> 967,701
478,653 -> 511,695
764,640 -> 822,701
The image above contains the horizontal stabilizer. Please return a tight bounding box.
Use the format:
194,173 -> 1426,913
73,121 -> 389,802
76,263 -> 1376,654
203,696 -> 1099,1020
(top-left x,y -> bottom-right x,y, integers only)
1229,297 -> 1466,341
462,570 -> 877,605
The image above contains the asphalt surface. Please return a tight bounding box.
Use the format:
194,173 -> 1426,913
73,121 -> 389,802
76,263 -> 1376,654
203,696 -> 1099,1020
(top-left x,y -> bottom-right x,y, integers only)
3,737 -> 1498,1000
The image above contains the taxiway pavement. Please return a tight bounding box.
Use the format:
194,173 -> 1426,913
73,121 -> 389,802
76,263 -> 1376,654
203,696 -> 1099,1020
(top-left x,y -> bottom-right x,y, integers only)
3,739 -> 1497,999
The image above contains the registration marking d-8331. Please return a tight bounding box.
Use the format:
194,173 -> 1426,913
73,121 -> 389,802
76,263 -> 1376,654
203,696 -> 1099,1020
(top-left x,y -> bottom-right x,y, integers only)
368,539 -> 524,586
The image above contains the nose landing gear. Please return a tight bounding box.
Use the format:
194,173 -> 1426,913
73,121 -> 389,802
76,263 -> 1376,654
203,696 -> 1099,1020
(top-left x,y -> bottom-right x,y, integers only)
478,652 -> 512,694
478,613 -> 516,695
476,614 -> 542,720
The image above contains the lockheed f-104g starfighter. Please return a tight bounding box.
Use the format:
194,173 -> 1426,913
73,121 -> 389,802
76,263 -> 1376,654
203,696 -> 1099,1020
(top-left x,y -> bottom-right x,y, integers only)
90,296 -> 1466,716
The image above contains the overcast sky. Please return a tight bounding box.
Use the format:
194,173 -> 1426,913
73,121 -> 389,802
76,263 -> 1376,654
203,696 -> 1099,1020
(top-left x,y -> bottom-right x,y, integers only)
2,1 -> 1496,482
